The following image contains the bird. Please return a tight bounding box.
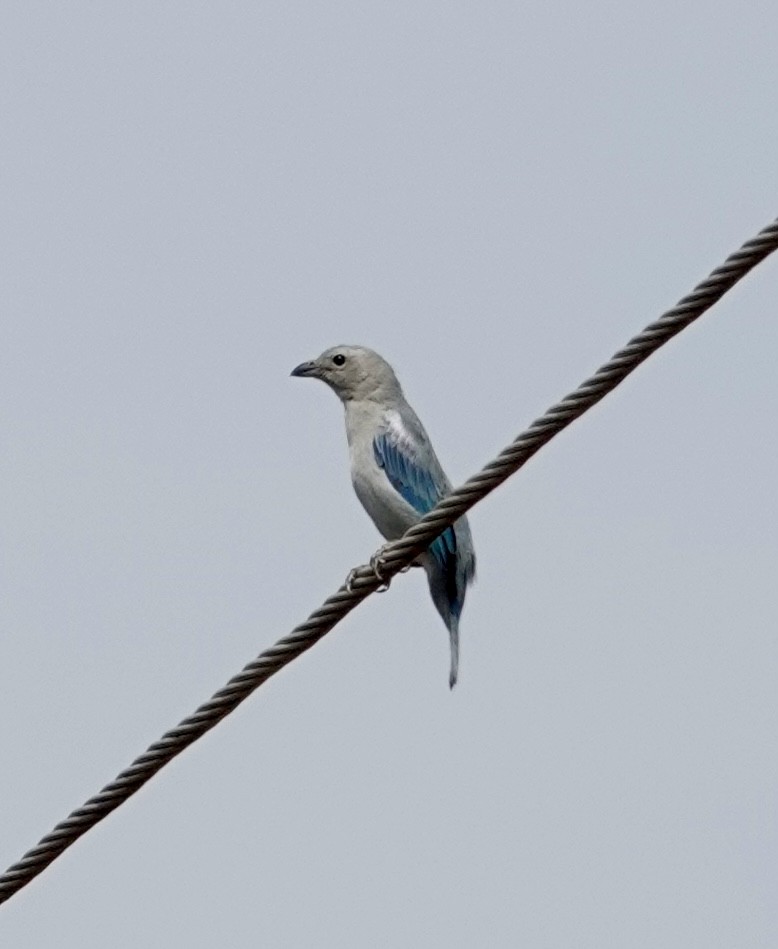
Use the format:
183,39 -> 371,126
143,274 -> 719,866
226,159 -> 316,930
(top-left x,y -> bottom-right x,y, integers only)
291,345 -> 476,688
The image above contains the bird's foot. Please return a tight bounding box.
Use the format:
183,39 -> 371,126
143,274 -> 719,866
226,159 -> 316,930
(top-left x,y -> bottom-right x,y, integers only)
344,546 -> 393,593
369,548 -> 391,592
344,546 -> 415,593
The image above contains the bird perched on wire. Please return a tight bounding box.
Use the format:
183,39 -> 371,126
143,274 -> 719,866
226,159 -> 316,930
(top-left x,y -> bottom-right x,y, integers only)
291,345 -> 476,688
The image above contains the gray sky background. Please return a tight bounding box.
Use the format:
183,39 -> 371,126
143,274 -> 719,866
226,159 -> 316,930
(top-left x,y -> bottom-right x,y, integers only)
2,3 -> 777,946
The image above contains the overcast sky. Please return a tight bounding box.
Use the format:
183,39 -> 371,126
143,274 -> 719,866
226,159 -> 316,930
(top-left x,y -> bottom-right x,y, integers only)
2,3 -> 777,946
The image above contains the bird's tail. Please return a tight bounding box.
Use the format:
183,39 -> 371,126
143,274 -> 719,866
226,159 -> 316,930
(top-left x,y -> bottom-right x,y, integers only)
448,619 -> 460,690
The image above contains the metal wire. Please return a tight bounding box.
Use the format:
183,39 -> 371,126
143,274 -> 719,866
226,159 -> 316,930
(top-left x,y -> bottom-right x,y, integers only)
1,216 -> 777,905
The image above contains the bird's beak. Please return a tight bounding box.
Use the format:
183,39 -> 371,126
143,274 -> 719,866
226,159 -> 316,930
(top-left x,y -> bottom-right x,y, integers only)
290,360 -> 319,378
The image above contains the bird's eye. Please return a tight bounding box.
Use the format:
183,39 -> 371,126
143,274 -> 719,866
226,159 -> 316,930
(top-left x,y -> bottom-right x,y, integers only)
332,354 -> 346,367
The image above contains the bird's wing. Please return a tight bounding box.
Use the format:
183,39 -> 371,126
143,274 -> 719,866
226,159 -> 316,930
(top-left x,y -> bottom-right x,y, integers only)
373,412 -> 456,572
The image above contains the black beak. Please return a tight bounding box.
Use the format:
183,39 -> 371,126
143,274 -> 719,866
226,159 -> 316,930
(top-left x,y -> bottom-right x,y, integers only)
290,360 -> 318,378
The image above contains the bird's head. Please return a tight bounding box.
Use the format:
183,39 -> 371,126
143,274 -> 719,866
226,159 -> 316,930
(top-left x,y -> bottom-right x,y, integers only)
291,345 -> 402,403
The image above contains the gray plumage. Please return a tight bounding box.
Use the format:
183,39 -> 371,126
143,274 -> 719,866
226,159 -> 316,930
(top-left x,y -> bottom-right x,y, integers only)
291,345 -> 476,687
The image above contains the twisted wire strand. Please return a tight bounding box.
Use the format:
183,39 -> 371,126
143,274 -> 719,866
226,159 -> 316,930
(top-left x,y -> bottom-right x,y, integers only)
1,216 -> 777,905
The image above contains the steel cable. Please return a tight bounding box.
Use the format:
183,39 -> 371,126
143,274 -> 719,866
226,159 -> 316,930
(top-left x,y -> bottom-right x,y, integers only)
1,216 -> 777,905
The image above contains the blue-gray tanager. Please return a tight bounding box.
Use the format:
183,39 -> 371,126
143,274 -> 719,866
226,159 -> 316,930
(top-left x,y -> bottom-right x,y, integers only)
292,345 -> 476,688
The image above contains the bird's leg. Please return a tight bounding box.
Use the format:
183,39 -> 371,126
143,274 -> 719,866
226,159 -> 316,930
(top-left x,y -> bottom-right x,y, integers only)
344,565 -> 389,593
369,546 -> 392,592
345,547 -> 418,593
344,546 -> 391,593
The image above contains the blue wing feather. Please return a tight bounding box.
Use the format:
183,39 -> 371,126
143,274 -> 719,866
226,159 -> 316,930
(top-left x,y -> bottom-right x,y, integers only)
373,430 -> 457,575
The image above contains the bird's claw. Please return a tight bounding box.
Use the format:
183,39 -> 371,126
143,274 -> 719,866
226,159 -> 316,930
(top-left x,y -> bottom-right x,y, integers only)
344,546 -> 415,593
369,550 -> 391,592
344,548 -> 392,593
